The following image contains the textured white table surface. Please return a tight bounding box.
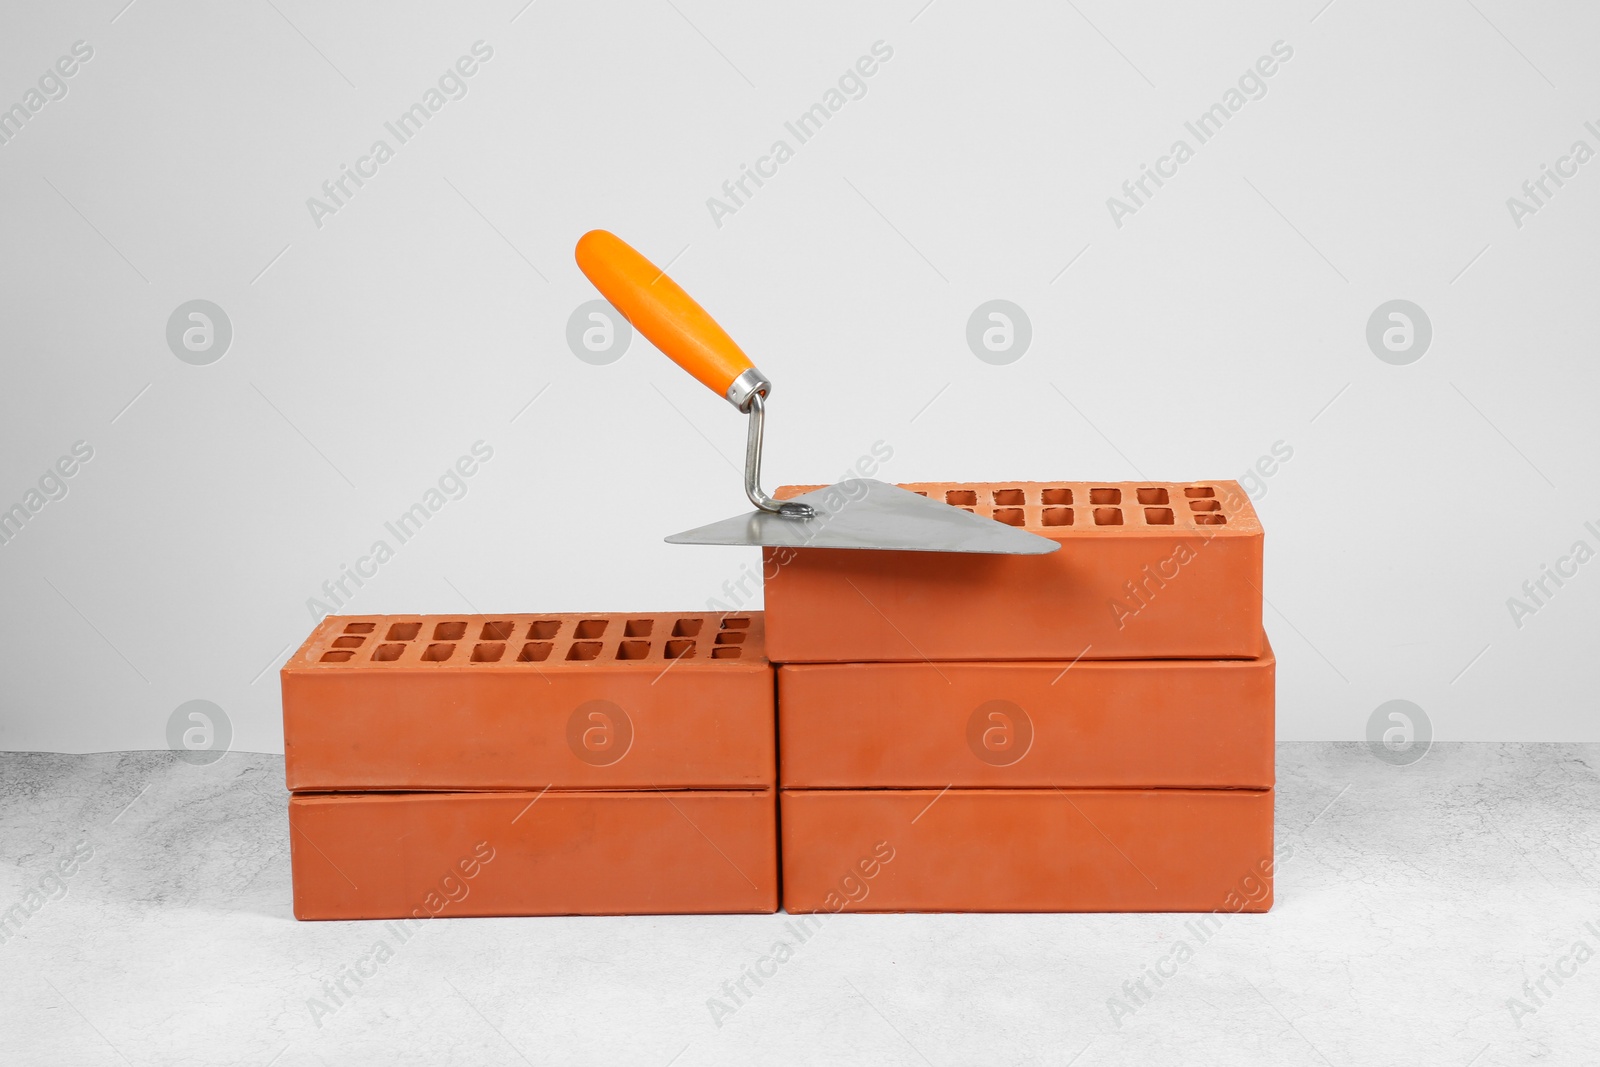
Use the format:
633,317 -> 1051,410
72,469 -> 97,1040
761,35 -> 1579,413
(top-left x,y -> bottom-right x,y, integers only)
2,744 -> 1597,1066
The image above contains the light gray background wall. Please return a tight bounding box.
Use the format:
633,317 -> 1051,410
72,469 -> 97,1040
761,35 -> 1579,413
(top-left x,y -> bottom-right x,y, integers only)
1,0 -> 1595,753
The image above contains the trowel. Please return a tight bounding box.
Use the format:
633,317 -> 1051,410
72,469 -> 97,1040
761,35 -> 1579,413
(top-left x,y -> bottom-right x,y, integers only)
574,230 -> 1057,555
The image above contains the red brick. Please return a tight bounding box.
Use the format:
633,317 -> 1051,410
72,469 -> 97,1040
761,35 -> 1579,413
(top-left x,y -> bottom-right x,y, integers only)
779,638 -> 1274,789
780,788 -> 1274,913
282,612 -> 773,791
765,480 -> 1263,662
290,788 -> 778,919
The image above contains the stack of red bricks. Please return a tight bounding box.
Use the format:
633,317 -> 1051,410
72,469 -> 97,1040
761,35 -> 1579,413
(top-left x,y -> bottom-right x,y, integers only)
768,480 -> 1276,913
283,613 -> 778,918
282,479 -> 1274,918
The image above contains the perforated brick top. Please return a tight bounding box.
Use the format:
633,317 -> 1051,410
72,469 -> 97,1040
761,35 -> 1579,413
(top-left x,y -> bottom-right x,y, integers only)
777,481 -> 1259,534
287,612 -> 766,669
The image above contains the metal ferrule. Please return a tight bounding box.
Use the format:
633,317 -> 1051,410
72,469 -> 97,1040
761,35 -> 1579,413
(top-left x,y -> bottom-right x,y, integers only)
725,367 -> 771,412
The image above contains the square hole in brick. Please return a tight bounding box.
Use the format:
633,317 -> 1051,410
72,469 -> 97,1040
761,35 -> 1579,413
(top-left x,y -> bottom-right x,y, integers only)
1043,507 -> 1073,526
1184,486 -> 1215,498
617,640 -> 651,661
1041,488 -> 1072,505
471,643 -> 506,663
720,617 -> 750,629
1195,513 -> 1227,525
319,651 -> 354,663
665,639 -> 696,659
331,636 -> 365,649
1137,488 -> 1169,505
624,619 -> 654,638
517,642 -> 552,663
566,642 -> 603,661
434,622 -> 467,641
386,622 -> 421,641
1190,498 -> 1221,512
993,508 -> 1025,527
715,631 -> 746,645
422,643 -> 456,662
528,620 -> 561,640
1090,488 -> 1121,505
912,491 -> 928,497
672,619 -> 703,637
343,622 -> 376,634
992,489 -> 1025,505
372,643 -> 405,662
712,647 -> 742,659
574,619 -> 608,639
946,489 -> 978,505
480,621 -> 515,640
1145,507 -> 1174,525
1094,507 -> 1124,526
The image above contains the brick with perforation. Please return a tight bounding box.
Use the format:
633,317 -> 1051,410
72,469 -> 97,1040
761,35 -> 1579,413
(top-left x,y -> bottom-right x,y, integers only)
281,611 -> 773,791
764,480 -> 1264,662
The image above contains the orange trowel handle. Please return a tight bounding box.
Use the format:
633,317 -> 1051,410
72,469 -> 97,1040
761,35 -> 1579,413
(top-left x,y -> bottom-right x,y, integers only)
575,230 -> 768,409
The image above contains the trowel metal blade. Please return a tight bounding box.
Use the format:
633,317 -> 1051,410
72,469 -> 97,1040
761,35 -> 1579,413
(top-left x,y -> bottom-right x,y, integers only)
665,479 -> 1060,555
